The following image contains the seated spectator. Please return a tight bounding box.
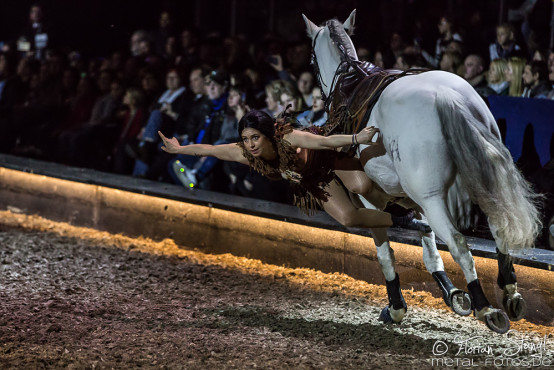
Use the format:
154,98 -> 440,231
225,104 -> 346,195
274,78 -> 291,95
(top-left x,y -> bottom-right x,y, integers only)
261,80 -> 284,118
173,84 -> 246,190
522,60 -> 552,98
279,80 -> 305,112
296,70 -> 314,107
111,88 -> 146,174
489,23 -> 523,62
169,69 -> 229,189
506,57 -> 527,97
439,51 -> 462,75
151,11 -> 175,56
421,16 -> 463,68
55,75 -> 100,161
463,54 -> 488,89
64,79 -> 125,169
297,86 -> 327,127
131,68 -> 187,174
486,58 -> 510,96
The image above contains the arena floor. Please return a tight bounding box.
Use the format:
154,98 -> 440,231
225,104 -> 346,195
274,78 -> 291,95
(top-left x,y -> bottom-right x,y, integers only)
0,212 -> 552,369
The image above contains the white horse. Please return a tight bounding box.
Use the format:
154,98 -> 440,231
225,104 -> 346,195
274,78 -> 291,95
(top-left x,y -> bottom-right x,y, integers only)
303,10 -> 542,334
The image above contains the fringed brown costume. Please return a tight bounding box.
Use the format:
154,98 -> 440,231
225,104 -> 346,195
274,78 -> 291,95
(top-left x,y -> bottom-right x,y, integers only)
237,123 -> 338,215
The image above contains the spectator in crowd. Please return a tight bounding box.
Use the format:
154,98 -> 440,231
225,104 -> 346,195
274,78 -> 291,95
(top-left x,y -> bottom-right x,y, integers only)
297,86 -> 327,127
489,23 -> 523,62
261,80 -> 284,118
279,80 -> 305,112
151,11 -> 175,56
506,56 -> 527,97
296,70 -> 314,107
140,70 -> 163,109
522,60 -> 552,97
16,3 -> 52,60
463,54 -> 488,89
111,87 -> 146,174
486,58 -> 510,96
130,30 -> 149,57
176,28 -> 199,70
439,51 -> 463,74
131,68 -> 187,177
173,84 -> 247,190
64,78 -> 126,168
0,52 -> 29,151
54,75 -> 100,161
422,16 -> 463,68
169,69 -> 230,189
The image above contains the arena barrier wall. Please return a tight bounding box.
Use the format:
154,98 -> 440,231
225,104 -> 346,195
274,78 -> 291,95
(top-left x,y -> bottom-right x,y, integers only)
0,154 -> 552,325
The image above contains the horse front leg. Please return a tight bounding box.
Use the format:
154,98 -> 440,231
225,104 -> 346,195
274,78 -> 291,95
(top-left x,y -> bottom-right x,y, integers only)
371,227 -> 407,324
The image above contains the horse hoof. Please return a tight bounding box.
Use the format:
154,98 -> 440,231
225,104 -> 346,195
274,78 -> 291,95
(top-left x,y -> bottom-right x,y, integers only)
449,290 -> 472,316
502,292 -> 527,321
379,306 -> 393,324
378,306 -> 406,324
480,308 -> 510,334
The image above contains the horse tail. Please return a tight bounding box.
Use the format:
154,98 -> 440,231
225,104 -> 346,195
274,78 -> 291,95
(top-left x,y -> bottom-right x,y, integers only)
435,87 -> 542,251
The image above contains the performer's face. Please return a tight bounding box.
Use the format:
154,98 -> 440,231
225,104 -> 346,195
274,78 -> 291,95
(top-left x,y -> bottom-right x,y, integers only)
241,128 -> 272,158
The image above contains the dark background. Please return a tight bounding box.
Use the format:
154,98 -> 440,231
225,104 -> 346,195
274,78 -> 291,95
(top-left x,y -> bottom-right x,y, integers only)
0,0 -> 503,57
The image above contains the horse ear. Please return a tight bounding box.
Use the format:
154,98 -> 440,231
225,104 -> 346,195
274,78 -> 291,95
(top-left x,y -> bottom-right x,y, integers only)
343,9 -> 356,35
302,14 -> 321,38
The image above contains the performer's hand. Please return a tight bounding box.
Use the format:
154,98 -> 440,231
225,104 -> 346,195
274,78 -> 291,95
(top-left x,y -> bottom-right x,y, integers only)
355,126 -> 382,146
158,131 -> 181,154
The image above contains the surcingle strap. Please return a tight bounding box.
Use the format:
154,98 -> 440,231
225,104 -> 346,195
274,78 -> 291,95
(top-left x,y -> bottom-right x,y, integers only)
325,63 -> 427,136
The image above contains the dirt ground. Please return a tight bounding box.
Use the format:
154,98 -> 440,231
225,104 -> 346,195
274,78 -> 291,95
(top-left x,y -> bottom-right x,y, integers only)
0,211 -> 552,369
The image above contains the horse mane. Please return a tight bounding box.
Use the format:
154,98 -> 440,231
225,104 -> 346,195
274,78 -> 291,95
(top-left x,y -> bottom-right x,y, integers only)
324,19 -> 357,60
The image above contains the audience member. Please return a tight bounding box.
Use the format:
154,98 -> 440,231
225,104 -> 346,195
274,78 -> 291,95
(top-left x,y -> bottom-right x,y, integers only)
111,88 -> 146,174
486,58 -> 510,96
489,23 -> 523,62
169,69 -> 229,189
506,57 -> 527,97
422,16 -> 463,68
297,86 -> 327,127
463,54 -> 487,89
296,70 -> 314,107
522,60 -> 552,98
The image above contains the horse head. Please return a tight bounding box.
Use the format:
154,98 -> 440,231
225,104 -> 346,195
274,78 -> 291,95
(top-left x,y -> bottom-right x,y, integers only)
302,10 -> 358,98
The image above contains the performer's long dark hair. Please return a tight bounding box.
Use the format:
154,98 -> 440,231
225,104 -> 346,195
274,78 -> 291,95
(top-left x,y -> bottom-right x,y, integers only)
238,110 -> 275,140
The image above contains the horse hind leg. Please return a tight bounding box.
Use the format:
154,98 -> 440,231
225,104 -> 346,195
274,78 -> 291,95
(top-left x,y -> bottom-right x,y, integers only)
419,228 -> 472,316
490,223 -> 527,321
422,198 -> 510,333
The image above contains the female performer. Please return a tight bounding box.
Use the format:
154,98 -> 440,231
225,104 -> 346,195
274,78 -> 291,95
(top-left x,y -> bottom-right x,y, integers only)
159,110 -> 419,229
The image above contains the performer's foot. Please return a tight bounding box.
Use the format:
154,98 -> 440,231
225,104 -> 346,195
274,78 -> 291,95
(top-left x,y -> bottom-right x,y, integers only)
391,211 -> 432,233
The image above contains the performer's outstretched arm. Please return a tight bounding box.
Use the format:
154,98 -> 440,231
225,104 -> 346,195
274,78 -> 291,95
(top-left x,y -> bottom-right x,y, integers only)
285,126 -> 382,150
158,131 -> 249,165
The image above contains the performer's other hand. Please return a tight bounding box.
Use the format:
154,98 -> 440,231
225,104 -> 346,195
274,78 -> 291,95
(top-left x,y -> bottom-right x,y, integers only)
158,131 -> 181,154
355,126 -> 382,145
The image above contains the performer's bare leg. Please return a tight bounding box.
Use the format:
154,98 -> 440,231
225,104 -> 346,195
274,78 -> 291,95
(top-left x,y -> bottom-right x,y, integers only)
322,179 -> 392,228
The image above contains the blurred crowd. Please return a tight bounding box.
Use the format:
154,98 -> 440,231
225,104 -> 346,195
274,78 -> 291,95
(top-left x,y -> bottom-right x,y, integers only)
0,3 -> 553,246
